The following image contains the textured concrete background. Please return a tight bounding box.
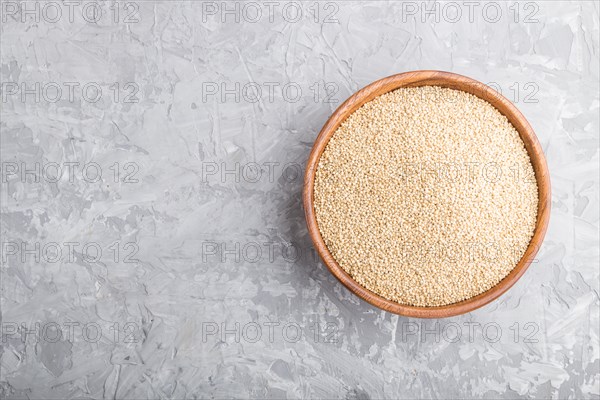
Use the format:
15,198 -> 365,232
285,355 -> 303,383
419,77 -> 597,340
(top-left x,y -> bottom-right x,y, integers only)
1,1 -> 599,399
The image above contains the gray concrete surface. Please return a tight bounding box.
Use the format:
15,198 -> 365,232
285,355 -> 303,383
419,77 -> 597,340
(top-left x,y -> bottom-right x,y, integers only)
1,1 -> 599,399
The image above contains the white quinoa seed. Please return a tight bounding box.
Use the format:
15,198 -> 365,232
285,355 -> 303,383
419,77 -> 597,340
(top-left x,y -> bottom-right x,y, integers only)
313,86 -> 538,307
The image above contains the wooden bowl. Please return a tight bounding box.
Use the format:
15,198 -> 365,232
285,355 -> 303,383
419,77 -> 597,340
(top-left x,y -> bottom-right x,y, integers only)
303,70 -> 551,318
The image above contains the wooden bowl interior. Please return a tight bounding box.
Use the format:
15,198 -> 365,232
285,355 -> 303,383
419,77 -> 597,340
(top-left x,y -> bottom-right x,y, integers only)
303,71 -> 550,319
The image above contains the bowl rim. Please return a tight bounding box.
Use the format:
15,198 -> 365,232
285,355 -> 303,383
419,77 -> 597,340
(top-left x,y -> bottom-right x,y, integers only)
303,70 -> 551,318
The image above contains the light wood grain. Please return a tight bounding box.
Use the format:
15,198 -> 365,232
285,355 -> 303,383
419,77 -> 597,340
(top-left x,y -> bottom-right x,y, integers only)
303,70 -> 551,319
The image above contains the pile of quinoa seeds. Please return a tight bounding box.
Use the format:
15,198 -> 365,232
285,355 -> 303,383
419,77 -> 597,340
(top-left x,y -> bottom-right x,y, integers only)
314,86 -> 538,307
